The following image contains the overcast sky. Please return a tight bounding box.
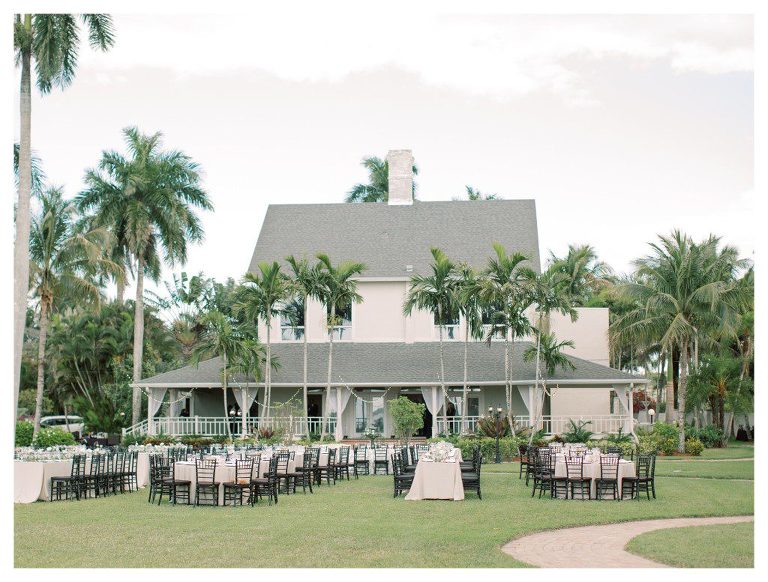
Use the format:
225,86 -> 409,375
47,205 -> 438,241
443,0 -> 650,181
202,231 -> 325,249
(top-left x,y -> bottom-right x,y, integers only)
15,13 -> 753,298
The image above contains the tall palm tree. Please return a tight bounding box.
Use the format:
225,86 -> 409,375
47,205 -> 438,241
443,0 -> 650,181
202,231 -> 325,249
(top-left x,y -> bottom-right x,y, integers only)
13,13 -> 115,425
547,244 -> 613,306
523,331 -> 576,438
403,248 -> 456,436
455,263 -> 484,434
77,126 -> 212,425
316,254 -> 366,438
610,231 -> 746,451
526,268 -> 577,437
191,311 -> 248,438
29,188 -> 118,435
345,156 -> 419,203
236,262 -> 290,423
286,255 -> 324,434
476,243 -> 534,428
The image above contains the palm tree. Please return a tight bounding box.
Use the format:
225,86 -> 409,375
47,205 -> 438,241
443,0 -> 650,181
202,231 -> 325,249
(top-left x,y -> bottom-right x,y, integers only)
610,231 -> 746,451
523,331 -> 576,438
13,13 -> 115,425
191,311 -> 252,437
475,243 -> 534,428
285,255 -> 324,434
13,143 -> 46,195
454,186 -> 501,201
236,262 -> 290,423
526,268 -> 578,437
455,264 -> 484,434
77,126 -> 212,425
316,254 -> 366,438
403,248 -> 456,436
29,188 -> 118,435
345,156 -> 419,203
547,244 -> 613,306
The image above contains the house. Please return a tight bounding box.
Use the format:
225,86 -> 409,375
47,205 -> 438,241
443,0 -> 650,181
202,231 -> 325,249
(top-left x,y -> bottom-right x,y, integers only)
128,150 -> 645,440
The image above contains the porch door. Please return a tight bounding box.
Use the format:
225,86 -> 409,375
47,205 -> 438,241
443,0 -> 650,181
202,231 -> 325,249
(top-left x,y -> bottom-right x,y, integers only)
404,394 -> 431,438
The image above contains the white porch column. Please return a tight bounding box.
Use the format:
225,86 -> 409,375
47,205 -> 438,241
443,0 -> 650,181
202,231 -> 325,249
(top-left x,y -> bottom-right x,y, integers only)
626,384 -> 635,436
334,387 -> 343,442
147,396 -> 154,435
241,387 -> 248,438
527,385 -> 535,428
431,386 -> 439,438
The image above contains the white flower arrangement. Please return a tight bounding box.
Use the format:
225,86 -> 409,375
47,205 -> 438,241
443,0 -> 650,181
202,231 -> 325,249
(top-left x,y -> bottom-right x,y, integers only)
424,441 -> 457,463
14,445 -> 88,462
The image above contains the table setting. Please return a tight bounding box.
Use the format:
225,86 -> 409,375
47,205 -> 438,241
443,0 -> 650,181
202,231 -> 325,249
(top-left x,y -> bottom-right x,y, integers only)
405,441 -> 464,501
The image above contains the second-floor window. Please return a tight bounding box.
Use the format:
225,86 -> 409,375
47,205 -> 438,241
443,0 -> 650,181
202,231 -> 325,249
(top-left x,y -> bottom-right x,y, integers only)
481,305 -> 507,341
327,302 -> 352,341
434,309 -> 459,340
280,297 -> 305,341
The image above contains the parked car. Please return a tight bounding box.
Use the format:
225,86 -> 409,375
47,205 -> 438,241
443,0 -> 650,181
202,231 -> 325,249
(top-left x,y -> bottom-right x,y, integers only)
39,415 -> 84,437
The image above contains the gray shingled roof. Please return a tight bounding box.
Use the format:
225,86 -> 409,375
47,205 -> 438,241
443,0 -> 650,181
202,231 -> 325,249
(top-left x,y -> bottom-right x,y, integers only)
136,342 -> 643,386
248,200 -> 541,277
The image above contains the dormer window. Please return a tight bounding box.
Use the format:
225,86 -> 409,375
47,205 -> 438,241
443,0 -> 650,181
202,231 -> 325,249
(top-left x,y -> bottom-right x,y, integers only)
327,302 -> 352,341
280,297 -> 305,341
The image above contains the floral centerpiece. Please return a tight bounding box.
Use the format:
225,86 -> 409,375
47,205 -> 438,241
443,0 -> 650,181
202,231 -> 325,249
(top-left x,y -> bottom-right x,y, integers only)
363,426 -> 380,447
14,445 -> 87,462
424,441 -> 456,463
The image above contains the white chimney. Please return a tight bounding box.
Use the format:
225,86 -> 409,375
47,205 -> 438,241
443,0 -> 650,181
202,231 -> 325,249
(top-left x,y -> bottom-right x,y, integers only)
386,149 -> 414,205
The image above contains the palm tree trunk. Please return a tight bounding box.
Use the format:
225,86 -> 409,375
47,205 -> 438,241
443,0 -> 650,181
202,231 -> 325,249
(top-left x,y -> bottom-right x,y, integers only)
325,304 -> 335,439
131,257 -> 145,425
116,276 -> 125,304
462,323 -> 468,435
14,24 -> 33,426
33,300 -> 50,437
677,338 -> 689,452
533,314 -> 543,433
302,295 -> 308,435
439,322 -> 446,436
504,335 -> 511,429
265,320 -> 272,421
222,357 -> 231,437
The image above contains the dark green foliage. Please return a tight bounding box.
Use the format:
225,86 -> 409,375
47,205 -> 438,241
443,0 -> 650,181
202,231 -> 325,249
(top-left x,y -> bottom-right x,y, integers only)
562,419 -> 594,443
16,421 -> 34,446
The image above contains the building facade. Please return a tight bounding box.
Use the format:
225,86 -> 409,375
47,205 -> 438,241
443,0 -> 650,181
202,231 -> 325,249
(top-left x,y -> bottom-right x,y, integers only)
129,150 -> 644,440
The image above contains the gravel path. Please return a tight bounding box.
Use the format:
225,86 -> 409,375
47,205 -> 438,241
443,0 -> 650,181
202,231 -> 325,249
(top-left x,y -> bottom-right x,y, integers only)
501,515 -> 754,568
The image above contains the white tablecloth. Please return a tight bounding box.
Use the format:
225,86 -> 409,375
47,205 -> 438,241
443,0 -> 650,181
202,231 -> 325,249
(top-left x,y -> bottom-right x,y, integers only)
14,460 -> 73,503
405,454 -> 464,501
553,459 -> 635,497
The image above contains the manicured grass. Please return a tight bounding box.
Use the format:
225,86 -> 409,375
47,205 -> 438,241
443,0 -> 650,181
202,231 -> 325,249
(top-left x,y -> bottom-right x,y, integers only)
655,460 -> 753,480
626,521 -> 754,568
666,441 -> 754,460
15,471 -> 753,567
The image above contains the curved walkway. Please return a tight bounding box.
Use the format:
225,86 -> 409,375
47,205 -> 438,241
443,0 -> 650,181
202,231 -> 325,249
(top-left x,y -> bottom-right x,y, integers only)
502,515 -> 754,568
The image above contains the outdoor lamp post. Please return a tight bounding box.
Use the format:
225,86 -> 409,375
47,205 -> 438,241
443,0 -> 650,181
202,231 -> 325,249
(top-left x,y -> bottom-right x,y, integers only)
489,406 -> 504,464
648,408 -> 656,425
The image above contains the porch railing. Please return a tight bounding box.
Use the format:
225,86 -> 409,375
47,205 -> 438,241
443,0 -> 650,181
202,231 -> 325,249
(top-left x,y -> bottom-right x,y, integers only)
122,416 -> 336,438
434,414 -> 629,436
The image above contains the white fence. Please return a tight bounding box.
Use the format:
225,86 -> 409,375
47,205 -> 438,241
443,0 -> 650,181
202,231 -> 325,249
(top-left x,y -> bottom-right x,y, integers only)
122,416 -> 336,438
435,414 -> 629,436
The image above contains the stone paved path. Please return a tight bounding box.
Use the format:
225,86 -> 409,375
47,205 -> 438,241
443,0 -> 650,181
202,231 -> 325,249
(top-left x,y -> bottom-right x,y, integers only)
502,515 -> 754,568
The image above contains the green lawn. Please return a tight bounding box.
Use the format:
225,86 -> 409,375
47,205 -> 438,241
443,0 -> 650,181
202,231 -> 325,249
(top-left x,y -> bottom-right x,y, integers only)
626,521 -> 754,568
669,442 -> 754,461
655,460 -> 753,480
15,470 -> 753,567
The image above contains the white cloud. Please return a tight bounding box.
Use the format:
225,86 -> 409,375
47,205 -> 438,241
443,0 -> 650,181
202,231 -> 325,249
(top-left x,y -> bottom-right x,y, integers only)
78,14 -> 752,104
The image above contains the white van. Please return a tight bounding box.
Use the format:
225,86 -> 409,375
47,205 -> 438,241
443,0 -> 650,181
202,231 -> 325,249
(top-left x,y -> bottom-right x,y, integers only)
39,416 -> 84,436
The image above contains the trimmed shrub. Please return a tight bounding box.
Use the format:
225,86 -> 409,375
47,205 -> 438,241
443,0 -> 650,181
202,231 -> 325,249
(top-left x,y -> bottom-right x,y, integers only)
121,434 -> 143,447
15,421 -> 34,447
684,437 -> 705,456
687,425 -> 726,448
33,427 -> 76,448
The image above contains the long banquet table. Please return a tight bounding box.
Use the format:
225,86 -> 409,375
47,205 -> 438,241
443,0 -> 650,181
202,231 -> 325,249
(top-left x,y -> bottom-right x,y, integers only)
14,453 -> 152,504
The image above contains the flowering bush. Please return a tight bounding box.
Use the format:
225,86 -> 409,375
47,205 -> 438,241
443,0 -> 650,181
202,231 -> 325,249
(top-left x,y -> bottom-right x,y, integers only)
32,427 -> 76,448
684,437 -> 705,456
